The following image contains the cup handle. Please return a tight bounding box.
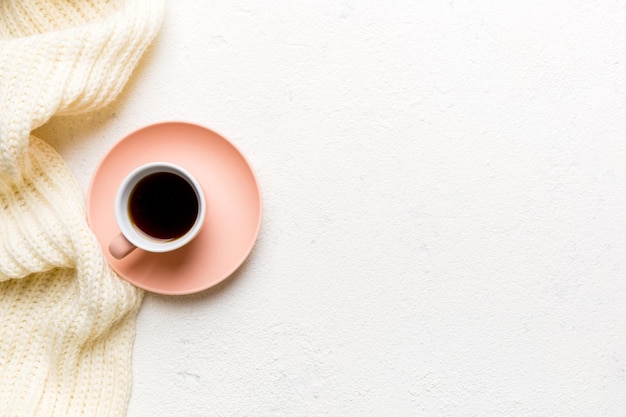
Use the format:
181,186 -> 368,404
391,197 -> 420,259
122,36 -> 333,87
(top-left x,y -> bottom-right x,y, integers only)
109,233 -> 137,259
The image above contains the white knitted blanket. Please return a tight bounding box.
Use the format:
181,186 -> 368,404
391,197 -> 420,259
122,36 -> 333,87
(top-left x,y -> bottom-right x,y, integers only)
0,1 -> 163,415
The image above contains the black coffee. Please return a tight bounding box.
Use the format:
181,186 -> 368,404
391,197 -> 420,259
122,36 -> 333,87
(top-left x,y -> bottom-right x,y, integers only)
129,172 -> 199,240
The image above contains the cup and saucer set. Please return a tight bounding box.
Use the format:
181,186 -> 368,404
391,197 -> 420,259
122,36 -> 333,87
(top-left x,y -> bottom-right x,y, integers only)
87,122 -> 262,295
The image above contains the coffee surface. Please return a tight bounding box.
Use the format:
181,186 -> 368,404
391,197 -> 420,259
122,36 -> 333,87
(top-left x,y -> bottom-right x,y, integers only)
129,172 -> 199,240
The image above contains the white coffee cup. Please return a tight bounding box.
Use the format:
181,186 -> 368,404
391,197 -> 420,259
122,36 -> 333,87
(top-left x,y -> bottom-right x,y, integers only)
109,162 -> 206,259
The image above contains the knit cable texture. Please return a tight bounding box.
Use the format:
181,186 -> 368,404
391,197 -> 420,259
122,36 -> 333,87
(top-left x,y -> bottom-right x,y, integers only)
0,1 -> 163,415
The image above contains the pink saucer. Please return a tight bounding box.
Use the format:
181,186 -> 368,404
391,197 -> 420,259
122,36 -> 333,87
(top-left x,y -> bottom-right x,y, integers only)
87,122 -> 262,295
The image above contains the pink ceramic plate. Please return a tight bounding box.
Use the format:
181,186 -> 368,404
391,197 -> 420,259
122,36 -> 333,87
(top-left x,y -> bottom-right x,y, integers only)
87,122 -> 262,295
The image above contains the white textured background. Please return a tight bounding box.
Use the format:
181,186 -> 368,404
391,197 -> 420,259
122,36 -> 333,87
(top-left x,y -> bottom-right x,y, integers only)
37,1 -> 626,415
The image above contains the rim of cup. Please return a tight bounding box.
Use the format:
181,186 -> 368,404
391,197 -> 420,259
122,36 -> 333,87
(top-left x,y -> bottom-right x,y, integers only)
114,162 -> 206,253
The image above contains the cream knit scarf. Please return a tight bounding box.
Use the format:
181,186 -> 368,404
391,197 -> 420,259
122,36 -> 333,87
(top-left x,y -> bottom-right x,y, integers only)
0,1 -> 163,415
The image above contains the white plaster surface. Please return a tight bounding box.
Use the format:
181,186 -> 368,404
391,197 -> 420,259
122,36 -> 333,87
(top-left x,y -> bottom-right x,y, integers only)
35,1 -> 626,415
